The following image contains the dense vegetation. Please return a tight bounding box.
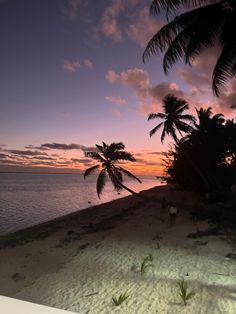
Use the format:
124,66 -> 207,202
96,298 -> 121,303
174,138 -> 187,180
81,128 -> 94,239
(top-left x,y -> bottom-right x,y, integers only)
149,95 -> 236,194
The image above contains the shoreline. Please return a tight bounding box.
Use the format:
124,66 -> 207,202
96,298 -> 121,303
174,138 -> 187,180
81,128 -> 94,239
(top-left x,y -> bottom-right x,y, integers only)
1,184 -> 235,313
0,185 -> 166,247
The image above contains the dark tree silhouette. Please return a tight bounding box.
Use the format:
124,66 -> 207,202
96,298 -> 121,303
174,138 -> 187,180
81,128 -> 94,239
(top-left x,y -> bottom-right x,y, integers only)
84,142 -> 142,198
143,0 -> 236,96
165,107 -> 236,193
148,94 -> 195,143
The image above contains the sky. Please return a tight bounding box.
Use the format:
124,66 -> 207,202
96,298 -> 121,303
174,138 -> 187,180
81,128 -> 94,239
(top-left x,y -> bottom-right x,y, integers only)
1,0 -> 236,175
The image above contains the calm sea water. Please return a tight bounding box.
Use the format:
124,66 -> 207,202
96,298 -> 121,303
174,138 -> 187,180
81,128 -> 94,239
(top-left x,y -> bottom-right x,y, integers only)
0,173 -> 162,236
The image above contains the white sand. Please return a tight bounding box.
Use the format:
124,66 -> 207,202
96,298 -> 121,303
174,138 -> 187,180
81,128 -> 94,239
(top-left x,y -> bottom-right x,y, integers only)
1,185 -> 236,313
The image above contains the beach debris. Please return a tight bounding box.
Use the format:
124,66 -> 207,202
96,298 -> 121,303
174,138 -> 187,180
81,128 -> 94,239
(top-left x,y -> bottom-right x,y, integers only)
177,278 -> 195,306
187,227 -> 224,238
225,253 -> 236,260
79,243 -> 89,250
84,292 -> 98,297
140,254 -> 154,275
131,264 -> 136,272
112,291 -> 129,306
213,272 -> 233,277
67,230 -> 74,237
11,273 -> 25,282
194,240 -> 208,246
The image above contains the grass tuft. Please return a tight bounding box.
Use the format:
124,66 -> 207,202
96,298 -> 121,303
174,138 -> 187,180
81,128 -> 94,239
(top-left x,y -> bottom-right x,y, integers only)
112,291 -> 129,306
140,253 -> 153,275
178,278 -> 195,305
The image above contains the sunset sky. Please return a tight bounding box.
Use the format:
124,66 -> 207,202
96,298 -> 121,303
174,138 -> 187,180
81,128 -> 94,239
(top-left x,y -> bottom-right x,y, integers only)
1,0 -> 236,175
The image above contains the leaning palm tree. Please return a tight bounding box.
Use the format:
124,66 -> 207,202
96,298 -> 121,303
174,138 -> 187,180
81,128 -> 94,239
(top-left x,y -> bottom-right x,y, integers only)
143,0 -> 236,96
84,142 -> 142,198
148,94 -> 195,143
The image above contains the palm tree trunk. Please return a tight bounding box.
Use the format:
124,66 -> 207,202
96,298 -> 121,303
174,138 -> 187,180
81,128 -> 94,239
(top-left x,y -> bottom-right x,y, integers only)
116,180 -> 149,200
116,179 -> 165,204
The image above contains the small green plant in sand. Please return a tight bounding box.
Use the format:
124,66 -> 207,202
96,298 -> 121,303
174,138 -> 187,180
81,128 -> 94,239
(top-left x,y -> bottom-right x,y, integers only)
112,291 -> 129,306
140,254 -> 153,275
178,278 -> 195,305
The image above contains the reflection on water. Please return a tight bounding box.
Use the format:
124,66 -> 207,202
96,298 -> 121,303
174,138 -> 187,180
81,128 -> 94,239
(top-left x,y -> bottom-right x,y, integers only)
0,173 -> 162,236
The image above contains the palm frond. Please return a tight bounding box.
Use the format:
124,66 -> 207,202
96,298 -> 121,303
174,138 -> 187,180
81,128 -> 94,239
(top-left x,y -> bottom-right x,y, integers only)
112,151 -> 136,162
150,122 -> 164,137
175,120 -> 193,133
163,29 -> 190,73
84,165 -> 100,179
118,167 -> 142,183
168,125 -> 179,143
96,169 -> 107,198
85,151 -> 105,163
180,114 -> 196,123
161,126 -> 167,143
212,41 -> 236,96
150,0 -> 217,16
176,103 -> 190,114
107,168 -> 123,191
148,112 -> 166,121
109,142 -> 125,151
95,144 -> 104,152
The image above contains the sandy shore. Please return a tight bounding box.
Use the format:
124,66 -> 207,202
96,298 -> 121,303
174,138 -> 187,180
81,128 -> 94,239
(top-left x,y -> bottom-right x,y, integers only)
0,185 -> 236,313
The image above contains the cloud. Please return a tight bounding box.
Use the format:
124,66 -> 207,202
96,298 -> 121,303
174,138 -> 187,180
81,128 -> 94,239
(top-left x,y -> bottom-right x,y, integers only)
148,151 -> 164,155
106,68 -> 150,100
40,143 -> 83,150
63,0 -> 89,22
100,0 -> 124,41
25,144 -> 49,151
31,156 -> 56,161
71,158 -> 93,165
63,60 -> 81,73
40,143 -> 97,152
126,7 -> 163,48
0,153 -> 8,159
106,68 -> 187,114
149,82 -> 185,102
135,158 -> 161,166
105,96 -> 127,105
218,79 -> 236,112
84,59 -> 93,69
110,109 -> 122,118
8,150 -> 48,156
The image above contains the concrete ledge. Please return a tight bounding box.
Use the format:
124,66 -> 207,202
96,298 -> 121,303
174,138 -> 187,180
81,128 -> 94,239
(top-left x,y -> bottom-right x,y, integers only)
0,296 -> 77,314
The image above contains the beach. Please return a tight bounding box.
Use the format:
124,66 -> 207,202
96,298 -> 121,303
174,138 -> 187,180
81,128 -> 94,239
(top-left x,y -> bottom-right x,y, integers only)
0,185 -> 236,313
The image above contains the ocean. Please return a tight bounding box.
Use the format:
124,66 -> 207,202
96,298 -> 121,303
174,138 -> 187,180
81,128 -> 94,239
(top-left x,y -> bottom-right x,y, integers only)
0,173 -> 162,236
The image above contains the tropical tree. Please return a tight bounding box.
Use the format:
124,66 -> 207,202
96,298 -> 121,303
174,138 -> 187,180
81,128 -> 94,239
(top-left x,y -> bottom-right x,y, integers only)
148,94 -> 195,143
165,106 -> 236,192
148,94 -> 212,188
143,0 -> 236,96
84,142 -> 142,198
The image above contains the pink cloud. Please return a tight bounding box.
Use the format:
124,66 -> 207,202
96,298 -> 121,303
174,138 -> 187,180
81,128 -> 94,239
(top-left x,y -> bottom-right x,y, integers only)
100,0 -> 124,41
126,7 -> 164,48
105,96 -> 127,105
110,109 -> 122,118
63,60 -> 81,73
106,68 -> 187,115
84,59 -> 93,69
63,0 -> 83,21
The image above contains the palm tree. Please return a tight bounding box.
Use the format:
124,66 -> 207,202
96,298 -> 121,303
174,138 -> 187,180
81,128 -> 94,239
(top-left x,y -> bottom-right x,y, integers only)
148,94 -> 195,143
148,94 -> 211,188
143,0 -> 236,96
84,142 -> 142,198
195,107 -> 225,131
